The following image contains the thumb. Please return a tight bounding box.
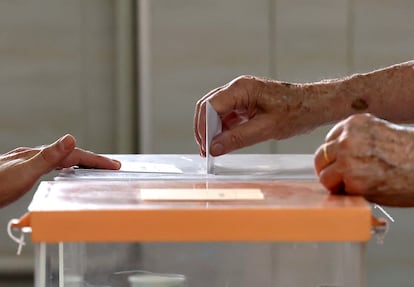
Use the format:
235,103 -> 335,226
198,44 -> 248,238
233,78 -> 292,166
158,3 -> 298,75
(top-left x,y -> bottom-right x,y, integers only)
27,134 -> 76,176
210,129 -> 247,156
209,117 -> 273,156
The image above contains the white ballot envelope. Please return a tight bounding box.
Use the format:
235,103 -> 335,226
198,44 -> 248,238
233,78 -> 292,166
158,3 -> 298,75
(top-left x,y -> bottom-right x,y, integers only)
206,101 -> 222,174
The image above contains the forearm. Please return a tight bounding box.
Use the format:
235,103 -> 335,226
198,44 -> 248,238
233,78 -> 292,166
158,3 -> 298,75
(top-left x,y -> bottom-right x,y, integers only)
300,60 -> 414,125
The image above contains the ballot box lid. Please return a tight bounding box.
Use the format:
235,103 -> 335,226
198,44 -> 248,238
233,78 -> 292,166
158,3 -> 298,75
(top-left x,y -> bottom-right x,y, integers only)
16,179 -> 372,243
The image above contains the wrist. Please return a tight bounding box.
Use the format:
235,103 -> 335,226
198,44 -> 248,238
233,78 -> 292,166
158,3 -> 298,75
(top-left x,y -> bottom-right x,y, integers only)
298,79 -> 350,126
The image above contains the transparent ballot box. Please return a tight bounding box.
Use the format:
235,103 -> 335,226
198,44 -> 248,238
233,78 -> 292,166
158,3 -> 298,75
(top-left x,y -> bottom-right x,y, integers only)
12,155 -> 375,287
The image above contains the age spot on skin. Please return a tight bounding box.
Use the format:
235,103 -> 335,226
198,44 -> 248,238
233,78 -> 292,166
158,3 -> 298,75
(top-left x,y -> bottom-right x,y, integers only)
351,98 -> 369,111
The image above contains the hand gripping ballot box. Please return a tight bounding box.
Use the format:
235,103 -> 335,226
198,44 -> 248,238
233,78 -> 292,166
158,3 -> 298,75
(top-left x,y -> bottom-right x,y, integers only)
11,155 -> 381,287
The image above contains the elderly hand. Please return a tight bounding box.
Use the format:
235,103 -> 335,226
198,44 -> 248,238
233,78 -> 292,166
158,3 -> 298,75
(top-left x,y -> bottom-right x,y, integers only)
314,113 -> 414,207
194,76 -> 329,157
0,134 -> 121,207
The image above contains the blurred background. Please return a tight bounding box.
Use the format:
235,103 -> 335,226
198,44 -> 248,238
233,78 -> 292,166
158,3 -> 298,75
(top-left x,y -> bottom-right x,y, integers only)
1,0 -> 414,286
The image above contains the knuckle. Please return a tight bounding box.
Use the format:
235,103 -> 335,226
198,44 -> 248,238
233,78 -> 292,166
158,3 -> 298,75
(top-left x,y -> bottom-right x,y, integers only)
231,75 -> 254,87
229,133 -> 246,149
346,113 -> 373,125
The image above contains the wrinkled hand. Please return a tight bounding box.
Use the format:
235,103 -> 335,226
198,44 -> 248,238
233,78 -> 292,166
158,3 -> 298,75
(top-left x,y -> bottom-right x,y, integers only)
194,76 -> 317,157
314,113 -> 414,207
0,134 -> 121,207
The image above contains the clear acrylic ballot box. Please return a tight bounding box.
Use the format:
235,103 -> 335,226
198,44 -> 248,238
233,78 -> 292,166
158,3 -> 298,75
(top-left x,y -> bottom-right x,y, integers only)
12,155 -> 377,287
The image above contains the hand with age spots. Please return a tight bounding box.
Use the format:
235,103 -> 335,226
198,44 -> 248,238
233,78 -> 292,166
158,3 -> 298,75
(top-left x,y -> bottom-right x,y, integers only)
0,134 -> 121,207
195,61 -> 414,159
314,113 -> 414,207
194,75 -> 324,157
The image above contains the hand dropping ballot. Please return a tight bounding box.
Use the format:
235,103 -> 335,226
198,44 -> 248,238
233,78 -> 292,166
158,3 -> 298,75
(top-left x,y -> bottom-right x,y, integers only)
206,101 -> 222,174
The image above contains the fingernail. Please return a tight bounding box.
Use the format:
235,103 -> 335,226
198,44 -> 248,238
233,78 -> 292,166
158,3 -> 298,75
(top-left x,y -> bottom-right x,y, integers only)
113,159 -> 122,168
200,147 -> 206,157
211,142 -> 224,156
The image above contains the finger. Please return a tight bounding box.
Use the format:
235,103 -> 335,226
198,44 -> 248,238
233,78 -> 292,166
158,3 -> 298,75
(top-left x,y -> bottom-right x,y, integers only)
197,86 -> 242,156
195,87 -> 228,157
325,121 -> 345,142
10,134 -> 77,196
209,115 -> 273,156
196,77 -> 257,156
25,134 -> 77,177
318,163 -> 345,194
221,112 -> 248,131
314,141 -> 337,175
194,86 -> 224,151
59,148 -> 121,170
196,100 -> 208,156
0,135 -> 75,207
